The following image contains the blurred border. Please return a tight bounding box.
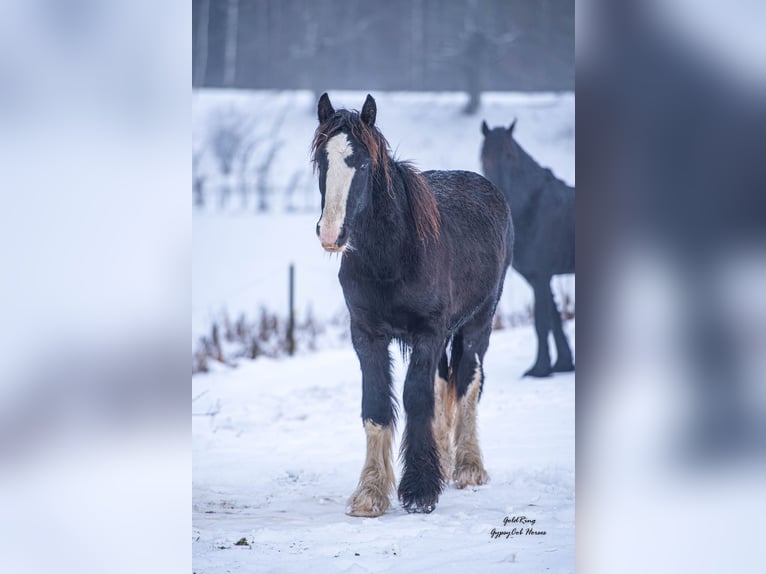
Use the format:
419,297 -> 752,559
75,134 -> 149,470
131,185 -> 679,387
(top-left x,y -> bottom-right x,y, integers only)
577,1 -> 766,572
0,1 -> 190,573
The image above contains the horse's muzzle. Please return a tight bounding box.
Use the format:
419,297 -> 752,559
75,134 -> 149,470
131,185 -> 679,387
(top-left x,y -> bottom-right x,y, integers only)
319,224 -> 349,252
322,243 -> 344,253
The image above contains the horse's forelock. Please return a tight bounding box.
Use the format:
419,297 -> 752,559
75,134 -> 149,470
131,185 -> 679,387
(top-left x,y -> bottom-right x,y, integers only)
312,111 -> 392,189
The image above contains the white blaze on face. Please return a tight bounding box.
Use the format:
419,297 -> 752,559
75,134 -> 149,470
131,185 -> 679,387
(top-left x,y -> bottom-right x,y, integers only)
319,133 -> 355,246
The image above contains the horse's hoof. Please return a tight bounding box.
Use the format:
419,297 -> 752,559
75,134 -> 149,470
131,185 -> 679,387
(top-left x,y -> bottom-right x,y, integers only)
346,506 -> 386,518
403,502 -> 435,514
453,464 -> 490,489
397,458 -> 443,516
523,365 -> 553,378
398,485 -> 440,515
346,488 -> 390,518
552,361 -> 575,373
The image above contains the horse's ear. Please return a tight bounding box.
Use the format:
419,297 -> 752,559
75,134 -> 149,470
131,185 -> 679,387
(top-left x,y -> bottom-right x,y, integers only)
481,120 -> 490,137
508,118 -> 517,134
318,93 -> 335,123
361,94 -> 377,126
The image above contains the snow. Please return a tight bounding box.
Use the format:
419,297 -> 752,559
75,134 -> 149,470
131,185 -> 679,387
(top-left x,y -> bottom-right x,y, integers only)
193,325 -> 574,573
192,90 -> 574,338
193,90 -> 574,572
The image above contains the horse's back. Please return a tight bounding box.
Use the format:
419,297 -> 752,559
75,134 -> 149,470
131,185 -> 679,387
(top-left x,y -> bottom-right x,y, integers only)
423,169 -> 513,288
423,169 -> 511,245
542,178 -> 575,274
513,177 -> 575,276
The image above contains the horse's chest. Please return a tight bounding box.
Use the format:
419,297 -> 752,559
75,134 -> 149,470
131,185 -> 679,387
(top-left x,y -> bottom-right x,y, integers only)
340,273 -> 427,333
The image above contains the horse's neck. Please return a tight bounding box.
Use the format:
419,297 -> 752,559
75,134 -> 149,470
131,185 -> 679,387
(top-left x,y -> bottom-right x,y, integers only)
509,145 -> 549,214
352,164 -> 412,273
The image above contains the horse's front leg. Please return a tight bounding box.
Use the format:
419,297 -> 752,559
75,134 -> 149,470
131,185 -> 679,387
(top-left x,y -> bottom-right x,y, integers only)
347,323 -> 396,517
399,335 -> 445,513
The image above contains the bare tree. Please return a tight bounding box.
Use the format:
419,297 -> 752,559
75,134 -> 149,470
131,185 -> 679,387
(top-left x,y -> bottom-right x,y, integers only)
193,145 -> 207,208
236,137 -> 259,209
253,110 -> 288,212
431,0 -> 516,115
208,106 -> 253,208
254,141 -> 284,212
223,0 -> 240,87
288,5 -> 378,104
284,170 -> 306,212
193,0 -> 210,87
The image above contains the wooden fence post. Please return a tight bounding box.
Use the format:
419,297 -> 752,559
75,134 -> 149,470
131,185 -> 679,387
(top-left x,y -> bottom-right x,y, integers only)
287,263 -> 295,356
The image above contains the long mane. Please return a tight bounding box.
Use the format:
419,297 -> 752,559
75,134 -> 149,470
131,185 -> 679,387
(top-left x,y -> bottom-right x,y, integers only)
311,110 -> 440,242
396,161 -> 441,243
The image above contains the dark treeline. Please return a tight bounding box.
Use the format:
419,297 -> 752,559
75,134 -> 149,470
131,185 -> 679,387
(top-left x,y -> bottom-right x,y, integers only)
193,0 -> 574,93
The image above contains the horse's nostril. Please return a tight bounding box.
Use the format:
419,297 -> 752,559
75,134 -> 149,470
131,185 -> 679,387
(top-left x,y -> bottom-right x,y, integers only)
337,225 -> 349,244
316,223 -> 320,237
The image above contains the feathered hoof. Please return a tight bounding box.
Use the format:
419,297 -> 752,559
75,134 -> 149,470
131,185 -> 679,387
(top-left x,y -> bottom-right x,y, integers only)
523,364 -> 553,378
346,487 -> 391,518
398,471 -> 442,515
403,501 -> 436,514
453,463 -> 490,489
399,488 -> 438,514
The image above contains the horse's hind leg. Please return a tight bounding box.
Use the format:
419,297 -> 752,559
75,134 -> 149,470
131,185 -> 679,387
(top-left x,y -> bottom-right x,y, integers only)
347,323 -> 396,517
433,343 -> 456,483
525,277 -> 554,377
452,310 -> 492,489
550,286 -> 575,372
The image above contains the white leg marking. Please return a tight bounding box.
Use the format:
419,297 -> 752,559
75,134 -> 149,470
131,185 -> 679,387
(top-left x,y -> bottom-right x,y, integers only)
319,133 -> 355,246
453,354 -> 490,488
347,420 -> 396,517
433,373 -> 456,483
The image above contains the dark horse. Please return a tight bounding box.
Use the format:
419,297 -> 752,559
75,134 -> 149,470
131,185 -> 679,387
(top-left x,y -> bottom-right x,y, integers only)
313,94 -> 513,515
481,120 -> 575,377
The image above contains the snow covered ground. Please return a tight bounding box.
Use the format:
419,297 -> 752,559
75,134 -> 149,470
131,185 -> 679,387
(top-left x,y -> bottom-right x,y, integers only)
193,90 -> 575,572
193,324 -> 574,573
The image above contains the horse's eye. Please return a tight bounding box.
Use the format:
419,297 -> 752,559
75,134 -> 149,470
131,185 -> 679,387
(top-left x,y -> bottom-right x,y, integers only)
360,162 -> 369,171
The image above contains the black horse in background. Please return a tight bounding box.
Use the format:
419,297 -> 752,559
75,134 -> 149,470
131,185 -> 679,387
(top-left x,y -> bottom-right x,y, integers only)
313,94 -> 513,515
481,120 -> 575,377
